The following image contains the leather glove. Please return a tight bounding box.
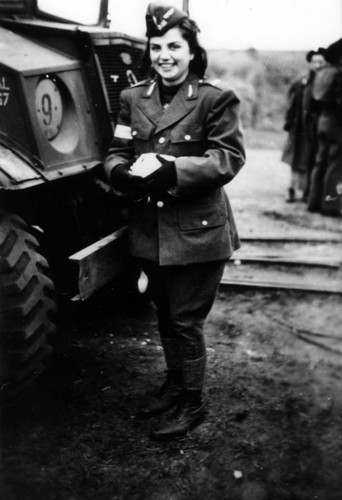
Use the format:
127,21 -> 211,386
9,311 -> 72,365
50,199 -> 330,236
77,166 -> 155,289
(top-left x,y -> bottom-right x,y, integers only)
144,155 -> 177,195
110,162 -> 139,191
110,162 -> 149,200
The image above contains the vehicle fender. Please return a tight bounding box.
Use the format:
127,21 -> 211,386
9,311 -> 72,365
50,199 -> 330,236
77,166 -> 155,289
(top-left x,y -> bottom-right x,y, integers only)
0,143 -> 46,190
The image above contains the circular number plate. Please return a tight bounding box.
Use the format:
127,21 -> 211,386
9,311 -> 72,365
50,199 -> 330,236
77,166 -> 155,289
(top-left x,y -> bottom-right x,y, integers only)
35,78 -> 63,141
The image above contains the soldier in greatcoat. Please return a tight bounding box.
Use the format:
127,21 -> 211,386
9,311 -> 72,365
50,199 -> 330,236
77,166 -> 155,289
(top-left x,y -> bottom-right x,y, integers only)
281,49 -> 326,202
104,2 -> 245,439
307,39 -> 342,216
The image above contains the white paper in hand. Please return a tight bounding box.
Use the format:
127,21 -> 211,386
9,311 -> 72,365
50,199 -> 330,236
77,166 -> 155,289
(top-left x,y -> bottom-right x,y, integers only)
129,153 -> 175,178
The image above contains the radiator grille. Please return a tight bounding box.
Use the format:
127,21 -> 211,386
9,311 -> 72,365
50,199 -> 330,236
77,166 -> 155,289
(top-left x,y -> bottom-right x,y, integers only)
0,0 -> 26,11
95,44 -> 143,123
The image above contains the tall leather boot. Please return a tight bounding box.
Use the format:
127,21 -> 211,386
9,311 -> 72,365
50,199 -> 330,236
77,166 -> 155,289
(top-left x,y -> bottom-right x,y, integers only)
139,338 -> 183,417
139,369 -> 183,417
150,389 -> 205,440
150,340 -> 206,439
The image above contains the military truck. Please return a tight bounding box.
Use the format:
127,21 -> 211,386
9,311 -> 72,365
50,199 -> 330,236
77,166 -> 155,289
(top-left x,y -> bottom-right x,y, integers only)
0,0 -> 157,401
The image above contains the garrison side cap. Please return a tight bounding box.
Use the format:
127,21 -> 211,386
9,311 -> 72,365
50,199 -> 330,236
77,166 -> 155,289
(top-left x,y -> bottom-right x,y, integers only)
306,47 -> 327,62
145,2 -> 188,37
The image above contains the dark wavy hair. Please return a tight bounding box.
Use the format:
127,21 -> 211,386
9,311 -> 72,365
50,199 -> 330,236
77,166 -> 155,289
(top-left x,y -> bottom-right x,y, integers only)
306,47 -> 327,62
141,18 -> 207,78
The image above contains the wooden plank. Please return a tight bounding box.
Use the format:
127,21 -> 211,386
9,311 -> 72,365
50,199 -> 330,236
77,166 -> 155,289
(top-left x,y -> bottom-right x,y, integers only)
235,244 -> 342,261
220,277 -> 342,294
69,226 -> 128,301
239,233 -> 342,243
69,226 -> 127,260
222,256 -> 342,293
230,254 -> 341,268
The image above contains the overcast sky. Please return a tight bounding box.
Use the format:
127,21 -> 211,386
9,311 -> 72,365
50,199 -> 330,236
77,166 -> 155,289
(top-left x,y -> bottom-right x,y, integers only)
192,0 -> 342,50
110,0 -> 342,50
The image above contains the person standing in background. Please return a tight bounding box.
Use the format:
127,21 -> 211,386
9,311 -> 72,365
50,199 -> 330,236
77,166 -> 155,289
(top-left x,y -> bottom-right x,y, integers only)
307,39 -> 342,216
104,2 -> 245,440
282,48 -> 326,202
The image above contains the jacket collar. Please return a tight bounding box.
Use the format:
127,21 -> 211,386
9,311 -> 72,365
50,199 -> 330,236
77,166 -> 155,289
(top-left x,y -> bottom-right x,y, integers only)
138,73 -> 199,133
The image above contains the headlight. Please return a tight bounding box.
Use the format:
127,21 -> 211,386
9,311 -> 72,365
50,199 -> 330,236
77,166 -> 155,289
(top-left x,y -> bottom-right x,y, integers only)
35,76 -> 63,141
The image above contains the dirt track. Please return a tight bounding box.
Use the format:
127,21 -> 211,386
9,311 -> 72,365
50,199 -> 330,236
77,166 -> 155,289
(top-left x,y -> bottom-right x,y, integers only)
1,149 -> 342,500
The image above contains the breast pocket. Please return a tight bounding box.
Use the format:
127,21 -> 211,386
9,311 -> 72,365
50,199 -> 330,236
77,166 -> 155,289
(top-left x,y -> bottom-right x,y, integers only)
178,202 -> 227,231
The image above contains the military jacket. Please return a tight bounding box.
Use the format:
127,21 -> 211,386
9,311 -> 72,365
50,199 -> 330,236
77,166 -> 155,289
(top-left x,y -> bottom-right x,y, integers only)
104,73 -> 246,265
281,71 -> 318,172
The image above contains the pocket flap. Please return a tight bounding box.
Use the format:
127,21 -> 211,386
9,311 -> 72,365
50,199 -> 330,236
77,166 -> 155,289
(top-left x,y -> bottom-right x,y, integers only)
178,203 -> 227,230
171,127 -> 205,144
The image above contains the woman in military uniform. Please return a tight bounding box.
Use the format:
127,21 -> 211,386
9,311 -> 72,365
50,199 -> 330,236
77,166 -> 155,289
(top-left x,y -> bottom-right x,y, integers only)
104,1 -> 245,440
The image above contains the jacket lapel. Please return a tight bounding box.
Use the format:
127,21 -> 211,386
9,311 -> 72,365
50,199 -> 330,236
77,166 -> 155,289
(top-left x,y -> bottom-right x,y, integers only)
137,80 -> 164,125
137,75 -> 199,131
155,83 -> 198,133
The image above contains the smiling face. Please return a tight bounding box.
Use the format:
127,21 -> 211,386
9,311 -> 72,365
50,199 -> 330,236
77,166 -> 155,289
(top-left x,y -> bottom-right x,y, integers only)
149,27 -> 194,86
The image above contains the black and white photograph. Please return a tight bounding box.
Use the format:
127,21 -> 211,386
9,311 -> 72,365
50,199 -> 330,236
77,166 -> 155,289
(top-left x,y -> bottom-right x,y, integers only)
0,0 -> 342,498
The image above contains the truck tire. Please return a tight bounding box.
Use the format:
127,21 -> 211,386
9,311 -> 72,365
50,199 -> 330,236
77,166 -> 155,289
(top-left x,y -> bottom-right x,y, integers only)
0,210 -> 57,402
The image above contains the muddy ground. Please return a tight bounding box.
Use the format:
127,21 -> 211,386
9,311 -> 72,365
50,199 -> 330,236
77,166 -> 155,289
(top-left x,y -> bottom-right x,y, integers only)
1,149 -> 342,500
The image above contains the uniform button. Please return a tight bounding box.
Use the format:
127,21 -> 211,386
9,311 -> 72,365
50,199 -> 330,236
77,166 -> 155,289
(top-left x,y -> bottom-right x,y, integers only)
184,134 -> 191,140
158,137 -> 165,144
157,201 -> 164,208
132,130 -> 137,136
202,220 -> 208,226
